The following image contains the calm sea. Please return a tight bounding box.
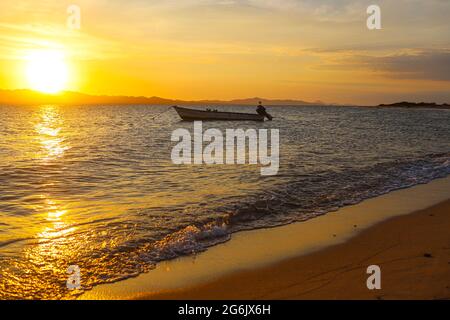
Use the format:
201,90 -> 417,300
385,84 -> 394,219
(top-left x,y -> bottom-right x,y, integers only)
0,104 -> 449,299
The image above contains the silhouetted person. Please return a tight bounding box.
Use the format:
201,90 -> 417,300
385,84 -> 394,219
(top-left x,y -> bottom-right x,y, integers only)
256,101 -> 273,120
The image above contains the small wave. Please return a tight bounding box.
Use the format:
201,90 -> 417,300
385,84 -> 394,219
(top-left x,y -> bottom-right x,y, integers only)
219,152 -> 450,229
0,237 -> 33,249
152,222 -> 230,259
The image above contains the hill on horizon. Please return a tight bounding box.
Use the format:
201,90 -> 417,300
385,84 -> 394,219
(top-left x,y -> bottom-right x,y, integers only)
0,89 -> 328,107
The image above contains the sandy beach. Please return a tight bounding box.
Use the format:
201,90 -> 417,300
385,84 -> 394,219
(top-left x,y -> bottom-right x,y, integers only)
81,177 -> 450,300
142,199 -> 450,300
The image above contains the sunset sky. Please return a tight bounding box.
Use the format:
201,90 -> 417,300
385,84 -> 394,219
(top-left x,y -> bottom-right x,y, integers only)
0,0 -> 449,104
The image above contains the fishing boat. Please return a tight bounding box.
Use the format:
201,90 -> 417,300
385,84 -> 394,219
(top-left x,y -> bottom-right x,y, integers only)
173,106 -> 266,122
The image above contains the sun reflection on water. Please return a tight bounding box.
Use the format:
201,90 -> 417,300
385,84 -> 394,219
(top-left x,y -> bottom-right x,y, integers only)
14,106 -> 80,298
35,106 -> 70,161
37,198 -> 74,243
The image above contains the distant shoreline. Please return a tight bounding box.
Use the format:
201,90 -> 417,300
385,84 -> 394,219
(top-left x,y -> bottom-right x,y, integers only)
0,89 -> 449,109
377,102 -> 450,109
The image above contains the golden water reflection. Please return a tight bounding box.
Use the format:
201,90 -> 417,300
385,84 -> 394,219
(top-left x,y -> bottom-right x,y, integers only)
35,106 -> 69,161
28,106 -> 76,280
24,194 -> 78,295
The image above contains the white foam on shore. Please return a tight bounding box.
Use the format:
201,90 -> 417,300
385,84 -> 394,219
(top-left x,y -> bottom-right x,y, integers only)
81,176 -> 450,299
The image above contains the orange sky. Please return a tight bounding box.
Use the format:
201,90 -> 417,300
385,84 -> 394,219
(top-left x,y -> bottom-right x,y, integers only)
0,0 -> 449,104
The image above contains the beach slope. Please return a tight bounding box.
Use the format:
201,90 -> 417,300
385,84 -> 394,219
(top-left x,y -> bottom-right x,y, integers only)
141,200 -> 450,300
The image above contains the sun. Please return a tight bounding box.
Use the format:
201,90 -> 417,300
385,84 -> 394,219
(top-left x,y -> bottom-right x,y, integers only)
26,49 -> 69,94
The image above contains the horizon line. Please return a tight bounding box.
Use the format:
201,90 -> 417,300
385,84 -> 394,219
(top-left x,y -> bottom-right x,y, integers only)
1,88 -> 449,107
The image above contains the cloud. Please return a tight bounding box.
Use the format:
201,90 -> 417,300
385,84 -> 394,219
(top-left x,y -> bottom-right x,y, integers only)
313,49 -> 450,82
0,25 -> 122,63
368,50 -> 450,81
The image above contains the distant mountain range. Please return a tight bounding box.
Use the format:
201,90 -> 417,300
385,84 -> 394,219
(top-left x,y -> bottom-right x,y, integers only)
0,89 -> 327,107
1,89 -> 448,109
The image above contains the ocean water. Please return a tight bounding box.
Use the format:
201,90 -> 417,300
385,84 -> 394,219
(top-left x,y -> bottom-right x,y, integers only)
0,104 -> 449,299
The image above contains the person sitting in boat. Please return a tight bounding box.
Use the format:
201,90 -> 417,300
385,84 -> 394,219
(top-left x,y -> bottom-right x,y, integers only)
256,102 -> 266,115
256,102 -> 273,120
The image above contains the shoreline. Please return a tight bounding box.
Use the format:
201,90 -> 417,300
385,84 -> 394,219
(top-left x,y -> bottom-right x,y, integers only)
81,176 -> 450,300
143,199 -> 450,300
